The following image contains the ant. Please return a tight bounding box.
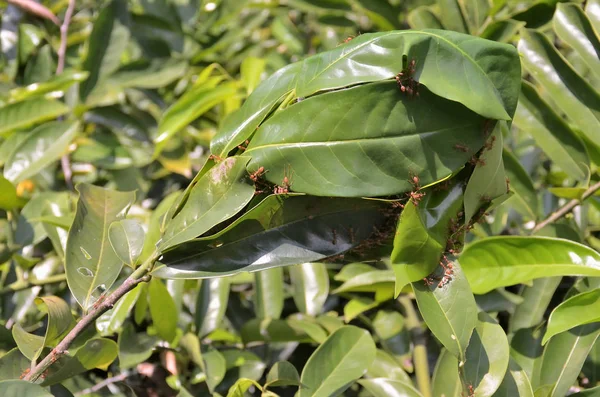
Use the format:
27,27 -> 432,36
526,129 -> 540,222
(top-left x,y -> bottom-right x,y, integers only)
407,173 -> 425,206
237,139 -> 250,152
208,154 -> 224,162
466,384 -> 475,397
505,177 -> 511,192
274,166 -> 292,194
249,166 -> 266,182
469,156 -> 486,167
19,368 -> 30,380
454,143 -> 470,153
484,135 -> 497,151
91,294 -> 106,310
395,58 -> 419,98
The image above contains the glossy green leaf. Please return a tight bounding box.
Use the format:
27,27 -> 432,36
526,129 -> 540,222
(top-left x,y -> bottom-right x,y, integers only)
432,349 -> 462,397
12,325 -> 44,362
513,81 -> 589,181
502,150 -> 538,219
518,29 -> 600,148
366,349 -> 412,384
588,0 -> 600,32
0,177 -> 23,210
148,278 -> 177,343
0,98 -> 69,137
299,325 -> 376,397
437,0 -> 469,33
288,316 -> 328,343
80,0 -> 130,101
493,359 -> 534,397
333,269 -> 394,297
538,324 -> 600,397
41,338 -> 118,386
65,184 -> 135,311
196,277 -> 230,337
358,378 -> 423,397
0,349 -> 29,381
510,277 -> 561,333
4,121 -> 79,183
240,319 -> 309,344
289,262 -> 329,316
96,285 -> 142,336
108,219 -> 145,268
295,30 -> 520,121
158,156 -> 255,251
0,380 -> 52,397
203,348 -> 226,393
8,70 -> 88,102
464,312 -> 510,397
265,361 -> 301,388
246,82 -> 488,197
554,3 -> 600,80
226,378 -> 262,397
344,297 -> 379,322
253,267 -> 284,319
408,7 -> 444,29
153,195 -> 388,279
118,322 -> 158,369
460,237 -> 600,294
543,288 -> 600,345
413,259 -> 478,361
480,20 -> 525,43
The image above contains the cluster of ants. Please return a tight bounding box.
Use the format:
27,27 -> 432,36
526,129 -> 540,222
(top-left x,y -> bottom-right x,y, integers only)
248,165 -> 291,195
395,59 -> 420,98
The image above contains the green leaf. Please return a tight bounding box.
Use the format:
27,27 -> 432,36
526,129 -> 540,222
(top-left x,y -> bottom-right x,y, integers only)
459,237 -> 600,294
543,288 -> 600,345
493,359 -> 534,397
226,378 -> 262,397
0,380 -> 52,397
437,0 -> 469,33
240,56 -> 266,95
0,349 -> 29,381
513,81 -> 589,181
538,324 -> 600,397
41,338 -> 118,386
518,29 -> 600,148
502,150 -> 538,219
254,267 -> 284,319
241,319 -> 309,344
65,184 -> 135,311
432,349 -> 462,397
196,278 -> 230,337
588,0 -> 600,33
480,20 -> 525,43
464,312 -> 510,396
366,349 -> 412,384
148,278 -> 177,343
118,322 -> 159,369
510,277 -> 562,333
246,82 -> 488,197
510,327 -> 544,384
4,121 -> 79,183
96,285 -> 142,336
158,157 -> 255,251
554,3 -> 600,80
333,269 -> 395,298
0,176 -> 23,211
109,59 -> 188,89
412,259 -> 478,361
265,361 -> 301,388
108,219 -> 145,268
408,7 -> 444,29
8,70 -> 88,102
80,0 -> 130,101
344,297 -> 379,322
568,386 -> 600,396
298,325 -> 376,397
358,378 -> 423,397
12,325 -> 44,362
203,348 -> 226,393
295,30 -> 520,121
153,195 -> 388,279
0,98 -> 69,137
289,262 -> 329,316
288,316 -> 328,343
155,83 -> 238,155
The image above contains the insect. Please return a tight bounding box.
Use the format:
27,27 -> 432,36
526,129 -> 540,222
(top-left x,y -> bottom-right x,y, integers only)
454,143 -> 470,153
274,165 -> 293,194
19,368 -> 30,380
92,294 -> 106,310
406,172 -> 425,205
249,166 -> 266,182
395,59 -> 419,97
469,156 -> 486,167
237,139 -> 250,151
331,229 -> 338,245
208,154 -> 224,162
505,176 -> 511,192
484,135 -> 497,151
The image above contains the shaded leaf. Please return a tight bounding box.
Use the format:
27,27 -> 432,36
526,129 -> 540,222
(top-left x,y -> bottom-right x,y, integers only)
265,361 -> 301,388
196,277 -> 230,337
108,219 -> 145,268
254,267 -> 284,319
543,287 -> 600,345
0,380 -> 52,397
493,359 -> 534,397
148,278 -> 177,343
204,348 -> 226,393
118,322 -> 158,369
358,378 -> 423,397
289,262 -> 329,316
0,98 -> 69,137
432,349 -> 462,397
502,150 -> 538,219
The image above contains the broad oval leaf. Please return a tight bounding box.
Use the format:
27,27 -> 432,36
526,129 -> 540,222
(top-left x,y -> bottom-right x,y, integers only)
246,82 -> 488,197
0,98 -> 69,137
153,195 -> 389,279
265,361 -> 301,388
65,184 -> 136,311
0,177 -> 23,211
158,156 -> 255,251
0,380 -> 52,397
460,237 -> 600,294
513,81 -> 589,181
203,348 -> 227,393
544,288 -> 600,345
289,262 -> 329,316
412,259 -> 478,361
298,325 -> 376,397
108,219 -> 145,268
358,378 -> 423,397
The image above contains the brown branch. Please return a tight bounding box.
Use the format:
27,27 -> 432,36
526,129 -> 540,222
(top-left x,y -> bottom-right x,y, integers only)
532,180 -> 600,234
23,273 -> 151,382
6,0 -> 60,25
73,371 -> 132,396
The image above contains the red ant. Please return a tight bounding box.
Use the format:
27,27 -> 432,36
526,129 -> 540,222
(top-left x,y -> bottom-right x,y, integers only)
484,135 -> 497,151
249,166 -> 266,182
92,294 -> 106,310
237,139 -> 250,151
407,173 -> 425,205
19,368 -> 30,380
395,59 -> 419,98
454,143 -> 470,153
483,119 -> 495,137
505,177 -> 511,192
469,156 -> 486,167
466,384 -> 475,397
208,154 -> 224,162
274,166 -> 292,194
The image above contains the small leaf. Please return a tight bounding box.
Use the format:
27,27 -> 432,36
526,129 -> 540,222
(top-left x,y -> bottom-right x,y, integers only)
543,288 -> 600,345
9,70 -> 88,102
459,237 -> 600,294
431,349 -> 462,397
65,184 -> 135,311
253,268 -> 284,320
0,98 -> 69,137
408,7 -> 444,29
0,177 -> 23,211
289,263 -> 329,316
0,380 -> 52,397
203,348 -> 226,393
366,349 -> 412,384
118,322 -> 159,369
226,378 -> 262,397
108,219 -> 145,268
299,325 -> 376,397
148,278 -> 177,343
510,277 -> 561,334
265,361 -> 301,388
196,278 -> 230,337
358,378 -> 423,397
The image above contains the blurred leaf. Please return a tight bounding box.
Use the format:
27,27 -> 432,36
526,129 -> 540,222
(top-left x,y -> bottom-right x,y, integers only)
0,380 -> 52,396
481,19 -> 525,43
118,322 -> 158,369
543,287 -> 600,345
510,278 -> 561,334
109,59 -> 187,89
96,285 -> 142,336
254,267 -> 284,320
0,98 -> 69,137
265,361 -> 301,388
204,348 -> 226,393
460,237 -> 600,294
8,70 -> 88,102
158,157 -> 254,251
588,0 -> 600,32
288,316 -> 328,343
289,262 -> 329,316
108,219 -> 145,268
333,269 -> 394,298
0,349 -> 29,381
432,349 -> 461,397
366,349 -> 412,384
502,150 -> 538,219
0,176 -> 23,210
344,297 -> 379,323
493,359 -> 534,397
413,260 -> 478,361
358,378 -> 423,397
4,121 -> 79,183
148,278 -> 177,343
437,0 -> 469,33
196,277 -> 230,337
226,378 -> 262,397
240,57 -> 266,95
464,312 -> 510,396
298,325 -> 376,397
513,81 -> 589,181
65,184 -> 135,311
408,7 -> 444,29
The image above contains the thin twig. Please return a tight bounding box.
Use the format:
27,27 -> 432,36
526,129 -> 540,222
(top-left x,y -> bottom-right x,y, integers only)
23,268 -> 153,382
56,0 -> 76,190
532,180 -> 600,234
74,371 -> 132,396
